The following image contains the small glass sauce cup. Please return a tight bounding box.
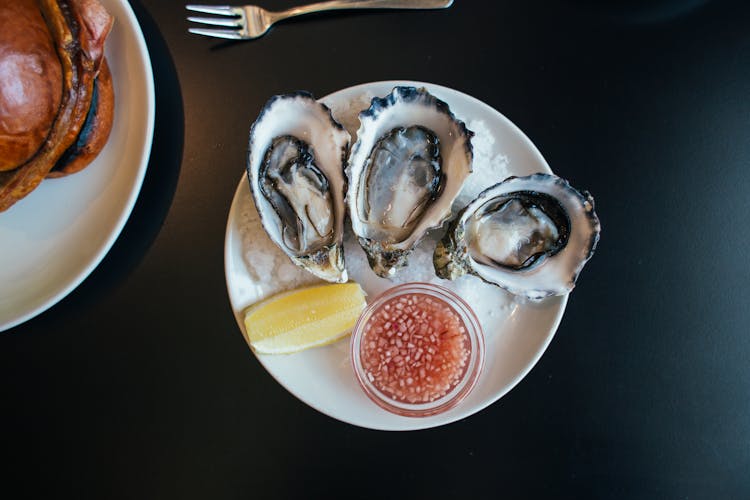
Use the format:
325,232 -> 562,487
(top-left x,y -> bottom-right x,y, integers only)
350,282 -> 485,417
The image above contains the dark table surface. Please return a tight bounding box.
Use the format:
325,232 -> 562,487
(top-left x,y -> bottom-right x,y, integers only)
2,0 -> 750,498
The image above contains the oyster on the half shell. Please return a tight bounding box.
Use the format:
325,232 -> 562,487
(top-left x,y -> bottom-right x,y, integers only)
434,174 -> 601,299
347,87 -> 474,278
246,92 -> 350,283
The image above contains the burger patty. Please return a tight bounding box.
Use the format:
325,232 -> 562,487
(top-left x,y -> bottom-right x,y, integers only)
50,57 -> 114,177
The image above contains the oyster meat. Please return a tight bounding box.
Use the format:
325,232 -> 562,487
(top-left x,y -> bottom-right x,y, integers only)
246,92 -> 350,283
434,174 -> 600,299
347,86 -> 473,277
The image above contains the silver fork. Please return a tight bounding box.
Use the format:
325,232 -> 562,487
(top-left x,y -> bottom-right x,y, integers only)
187,0 -> 454,40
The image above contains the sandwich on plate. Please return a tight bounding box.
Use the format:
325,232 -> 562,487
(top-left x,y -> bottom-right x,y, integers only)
0,0 -> 114,212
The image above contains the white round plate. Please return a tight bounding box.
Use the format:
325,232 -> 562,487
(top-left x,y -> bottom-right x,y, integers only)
225,81 -> 567,431
0,0 -> 155,332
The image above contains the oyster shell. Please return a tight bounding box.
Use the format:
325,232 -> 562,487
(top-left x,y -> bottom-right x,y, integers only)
434,174 -> 600,299
347,86 -> 473,277
246,92 -> 350,283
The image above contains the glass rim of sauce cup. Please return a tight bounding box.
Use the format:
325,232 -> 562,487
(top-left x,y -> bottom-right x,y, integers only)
350,282 -> 485,418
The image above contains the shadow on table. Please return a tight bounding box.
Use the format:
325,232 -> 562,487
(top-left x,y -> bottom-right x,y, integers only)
564,0 -> 709,24
9,1 -> 184,333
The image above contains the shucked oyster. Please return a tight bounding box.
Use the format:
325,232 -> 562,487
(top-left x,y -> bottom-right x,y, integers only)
246,92 -> 349,283
347,87 -> 473,277
434,174 -> 600,299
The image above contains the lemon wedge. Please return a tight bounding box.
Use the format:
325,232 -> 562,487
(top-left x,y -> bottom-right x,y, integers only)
243,283 -> 367,354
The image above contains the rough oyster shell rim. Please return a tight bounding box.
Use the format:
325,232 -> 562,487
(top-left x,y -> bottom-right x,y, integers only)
245,91 -> 350,283
435,173 -> 601,299
346,85 -> 475,277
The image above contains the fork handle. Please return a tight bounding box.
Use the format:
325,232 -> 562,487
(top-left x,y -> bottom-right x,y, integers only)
275,0 -> 454,21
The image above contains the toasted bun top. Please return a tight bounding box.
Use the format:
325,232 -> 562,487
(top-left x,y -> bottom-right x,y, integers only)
0,0 -> 63,171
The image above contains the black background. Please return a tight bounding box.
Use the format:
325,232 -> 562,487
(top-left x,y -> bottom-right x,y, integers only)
2,0 -> 749,498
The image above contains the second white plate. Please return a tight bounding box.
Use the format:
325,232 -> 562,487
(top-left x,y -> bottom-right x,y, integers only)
225,81 -> 567,431
0,0 -> 155,332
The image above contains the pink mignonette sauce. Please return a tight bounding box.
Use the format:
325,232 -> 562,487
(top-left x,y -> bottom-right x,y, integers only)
352,283 -> 485,416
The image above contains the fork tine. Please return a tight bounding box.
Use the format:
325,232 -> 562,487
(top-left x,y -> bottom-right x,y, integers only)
188,27 -> 244,40
185,5 -> 237,16
187,16 -> 242,28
